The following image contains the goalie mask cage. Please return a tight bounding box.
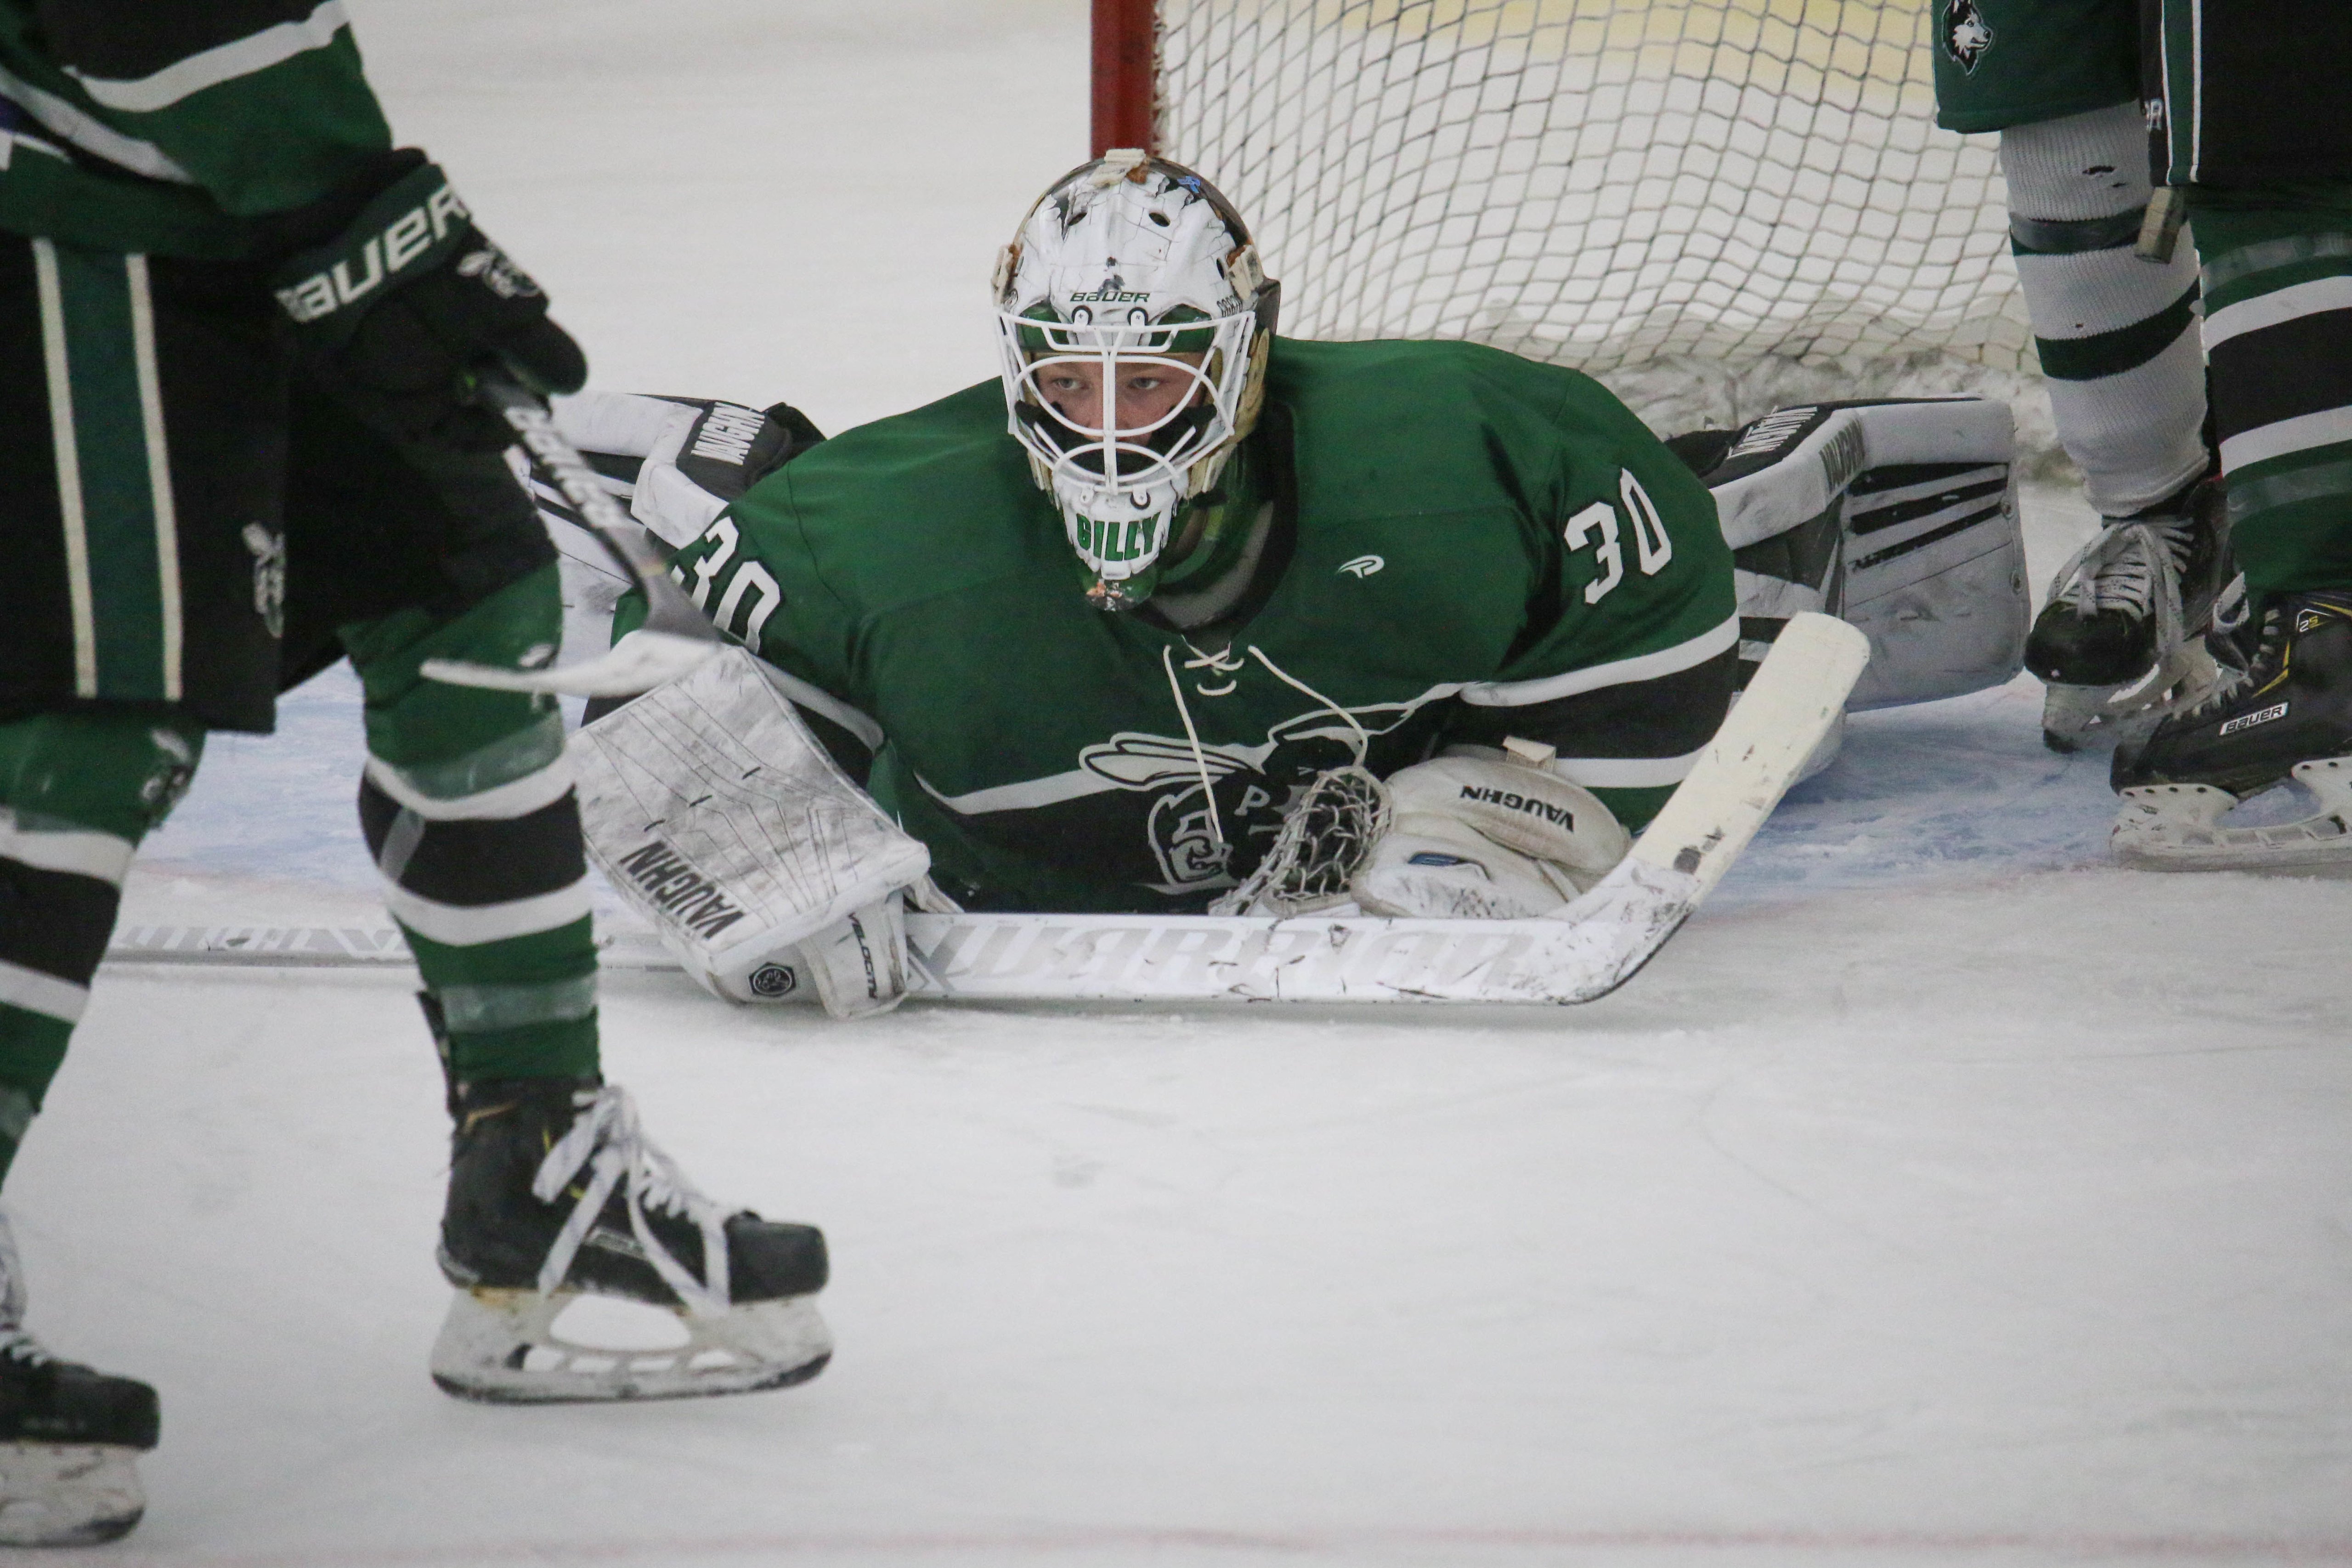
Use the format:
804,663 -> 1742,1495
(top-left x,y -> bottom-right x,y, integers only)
1092,0 -> 2035,407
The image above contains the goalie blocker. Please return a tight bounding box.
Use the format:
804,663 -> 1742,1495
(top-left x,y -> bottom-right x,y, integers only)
571,646 -> 943,1019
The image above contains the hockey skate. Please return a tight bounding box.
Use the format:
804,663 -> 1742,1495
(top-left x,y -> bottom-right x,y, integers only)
0,1214 -> 158,1546
2109,589 -> 2352,873
2026,477 -> 2232,752
433,1078 -> 831,1404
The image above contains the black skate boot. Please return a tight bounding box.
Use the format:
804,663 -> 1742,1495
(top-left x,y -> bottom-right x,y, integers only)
0,1216 -> 157,1545
432,1076 -> 831,1403
2026,474 -> 2233,751
2109,589 -> 2352,872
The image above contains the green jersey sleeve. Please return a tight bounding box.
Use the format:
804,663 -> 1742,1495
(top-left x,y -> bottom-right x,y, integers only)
653,477 -> 886,785
1402,354 -> 1739,829
0,1 -> 392,253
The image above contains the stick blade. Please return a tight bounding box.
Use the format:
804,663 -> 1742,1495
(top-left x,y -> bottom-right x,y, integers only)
422,629 -> 722,696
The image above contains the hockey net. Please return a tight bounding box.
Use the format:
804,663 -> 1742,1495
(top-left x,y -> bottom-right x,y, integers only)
1108,0 -> 2048,452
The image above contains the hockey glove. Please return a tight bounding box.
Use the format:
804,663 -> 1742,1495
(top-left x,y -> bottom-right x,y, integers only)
1352,751 -> 1630,920
272,152 -> 586,451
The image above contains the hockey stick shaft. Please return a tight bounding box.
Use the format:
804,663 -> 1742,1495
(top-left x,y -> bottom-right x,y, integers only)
421,374 -> 723,696
113,619 -> 1868,1004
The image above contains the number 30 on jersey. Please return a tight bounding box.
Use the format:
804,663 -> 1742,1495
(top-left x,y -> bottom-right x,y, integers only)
1563,470 -> 1674,604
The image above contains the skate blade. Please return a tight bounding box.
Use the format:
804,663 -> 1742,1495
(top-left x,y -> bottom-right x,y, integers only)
2041,643 -> 2220,754
2112,759 -> 2352,874
0,1444 -> 145,1546
430,1286 -> 832,1404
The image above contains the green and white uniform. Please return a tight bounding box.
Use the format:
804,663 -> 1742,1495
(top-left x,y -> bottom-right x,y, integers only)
0,2 -> 597,1185
654,338 -> 1736,914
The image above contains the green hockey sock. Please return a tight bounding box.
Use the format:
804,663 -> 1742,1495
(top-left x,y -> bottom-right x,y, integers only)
0,708 -> 205,1182
343,565 -> 600,1085
2193,183 -> 2352,594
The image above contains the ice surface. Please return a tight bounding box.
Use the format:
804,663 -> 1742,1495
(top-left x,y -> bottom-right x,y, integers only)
17,3 -> 2352,1564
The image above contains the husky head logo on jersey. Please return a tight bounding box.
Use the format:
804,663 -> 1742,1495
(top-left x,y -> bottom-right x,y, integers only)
1942,0 -> 1994,73
995,151 -> 1279,611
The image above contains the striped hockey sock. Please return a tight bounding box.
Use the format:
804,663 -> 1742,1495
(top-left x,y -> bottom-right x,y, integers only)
2001,102 -> 2210,517
0,712 -> 202,1183
344,567 -> 600,1084
2194,191 -> 2352,594
359,709 -> 600,1084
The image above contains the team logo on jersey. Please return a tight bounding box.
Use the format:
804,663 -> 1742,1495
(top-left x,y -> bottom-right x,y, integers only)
242,523 -> 285,639
1942,0 -> 1994,74
1339,555 -> 1385,578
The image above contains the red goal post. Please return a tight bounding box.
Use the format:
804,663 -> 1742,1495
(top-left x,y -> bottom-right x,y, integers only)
1092,0 -> 1159,156
1086,0 -> 2039,438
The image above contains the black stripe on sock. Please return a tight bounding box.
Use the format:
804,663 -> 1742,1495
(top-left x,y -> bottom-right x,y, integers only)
2010,209 -> 2146,255
2035,283 -> 2199,381
2209,308 -> 2352,444
358,783 -> 586,907
0,858 -> 119,986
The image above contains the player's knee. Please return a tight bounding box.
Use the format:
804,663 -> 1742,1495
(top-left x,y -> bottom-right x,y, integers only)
0,709 -> 206,843
346,565 -> 565,772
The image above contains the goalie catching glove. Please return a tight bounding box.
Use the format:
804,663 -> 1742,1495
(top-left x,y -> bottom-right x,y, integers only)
571,646 -> 943,1019
1351,746 -> 1632,920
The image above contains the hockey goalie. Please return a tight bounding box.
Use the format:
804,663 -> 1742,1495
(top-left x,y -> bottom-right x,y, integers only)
535,154 -> 2025,1016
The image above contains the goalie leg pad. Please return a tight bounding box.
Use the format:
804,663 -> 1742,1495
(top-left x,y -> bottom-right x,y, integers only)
1702,398 -> 2025,712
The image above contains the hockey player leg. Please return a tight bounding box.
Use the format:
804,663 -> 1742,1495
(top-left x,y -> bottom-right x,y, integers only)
343,572 -> 830,1400
2109,187 -> 2352,871
0,711 -> 198,1543
2001,103 -> 2229,750
0,1215 -> 157,1545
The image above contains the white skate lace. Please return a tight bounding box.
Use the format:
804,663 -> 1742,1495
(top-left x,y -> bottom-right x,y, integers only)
2052,519 -> 2195,621
530,1085 -> 734,1315
0,1328 -> 51,1367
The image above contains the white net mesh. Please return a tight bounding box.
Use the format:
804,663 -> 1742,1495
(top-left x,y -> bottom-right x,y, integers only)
1155,0 -> 2048,447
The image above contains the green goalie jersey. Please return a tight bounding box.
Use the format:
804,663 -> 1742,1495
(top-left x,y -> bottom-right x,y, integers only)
651,337 -> 1737,914
0,1 -> 392,256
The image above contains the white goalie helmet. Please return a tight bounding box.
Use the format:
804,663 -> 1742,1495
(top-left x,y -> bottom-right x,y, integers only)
994,150 -> 1278,609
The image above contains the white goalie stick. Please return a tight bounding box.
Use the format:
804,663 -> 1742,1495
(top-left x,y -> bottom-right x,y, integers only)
113,616 -> 1866,1004
421,373 -> 724,698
